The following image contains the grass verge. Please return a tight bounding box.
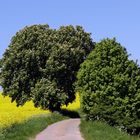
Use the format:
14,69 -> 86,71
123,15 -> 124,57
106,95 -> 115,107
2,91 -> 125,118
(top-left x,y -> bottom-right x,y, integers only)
0,113 -> 67,140
80,120 -> 140,140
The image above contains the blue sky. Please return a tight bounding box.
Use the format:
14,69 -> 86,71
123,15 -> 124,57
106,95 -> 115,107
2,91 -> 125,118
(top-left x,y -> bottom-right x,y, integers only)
0,0 -> 140,62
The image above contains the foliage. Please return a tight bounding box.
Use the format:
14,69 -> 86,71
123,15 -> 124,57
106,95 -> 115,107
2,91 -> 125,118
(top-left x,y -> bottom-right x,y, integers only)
62,92 -> 80,111
76,38 -> 140,134
0,24 -> 94,111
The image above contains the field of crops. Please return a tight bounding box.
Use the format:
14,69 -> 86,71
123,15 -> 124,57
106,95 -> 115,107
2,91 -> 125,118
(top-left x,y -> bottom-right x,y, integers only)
0,92 -> 80,128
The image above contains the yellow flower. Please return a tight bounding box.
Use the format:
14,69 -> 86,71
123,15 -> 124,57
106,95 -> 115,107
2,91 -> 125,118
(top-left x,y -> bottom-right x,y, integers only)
0,92 -> 80,128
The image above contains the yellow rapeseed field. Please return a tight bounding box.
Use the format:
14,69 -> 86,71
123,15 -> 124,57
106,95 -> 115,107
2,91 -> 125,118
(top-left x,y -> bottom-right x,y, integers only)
0,92 -> 80,128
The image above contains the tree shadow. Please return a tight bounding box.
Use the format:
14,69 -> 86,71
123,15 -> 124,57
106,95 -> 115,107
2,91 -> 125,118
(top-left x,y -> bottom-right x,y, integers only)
60,109 -> 80,118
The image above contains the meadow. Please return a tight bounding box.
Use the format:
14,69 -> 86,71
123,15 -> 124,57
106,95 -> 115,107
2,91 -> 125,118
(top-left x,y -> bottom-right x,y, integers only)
0,92 -> 80,128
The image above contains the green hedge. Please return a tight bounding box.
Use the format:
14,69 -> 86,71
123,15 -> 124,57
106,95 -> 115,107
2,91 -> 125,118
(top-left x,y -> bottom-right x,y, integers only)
76,38 -> 140,135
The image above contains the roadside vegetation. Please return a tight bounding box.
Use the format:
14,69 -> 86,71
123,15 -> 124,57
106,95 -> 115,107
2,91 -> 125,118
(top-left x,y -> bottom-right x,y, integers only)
0,92 -> 80,140
0,113 -> 68,140
76,38 -> 140,135
80,120 -> 140,140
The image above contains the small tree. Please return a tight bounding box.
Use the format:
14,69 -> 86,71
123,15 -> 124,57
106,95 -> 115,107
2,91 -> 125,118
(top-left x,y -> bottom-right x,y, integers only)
0,24 -> 94,111
76,38 -> 140,134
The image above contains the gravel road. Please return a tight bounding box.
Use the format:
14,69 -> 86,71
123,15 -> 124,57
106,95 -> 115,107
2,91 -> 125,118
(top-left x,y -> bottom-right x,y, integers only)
34,118 -> 84,140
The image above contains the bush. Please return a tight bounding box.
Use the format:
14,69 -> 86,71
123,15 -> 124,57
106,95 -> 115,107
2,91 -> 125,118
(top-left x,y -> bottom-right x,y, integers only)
0,24 -> 94,111
76,38 -> 140,135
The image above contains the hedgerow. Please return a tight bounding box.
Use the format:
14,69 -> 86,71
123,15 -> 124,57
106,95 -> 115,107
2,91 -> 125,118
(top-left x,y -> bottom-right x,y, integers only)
76,38 -> 140,135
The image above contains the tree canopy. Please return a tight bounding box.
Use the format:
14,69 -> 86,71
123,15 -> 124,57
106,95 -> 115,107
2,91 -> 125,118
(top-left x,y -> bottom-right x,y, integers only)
0,24 -> 94,111
76,38 -> 140,134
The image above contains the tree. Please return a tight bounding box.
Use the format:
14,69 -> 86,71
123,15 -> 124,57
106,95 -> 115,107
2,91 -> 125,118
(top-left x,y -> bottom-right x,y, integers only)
76,38 -> 140,134
0,24 -> 94,111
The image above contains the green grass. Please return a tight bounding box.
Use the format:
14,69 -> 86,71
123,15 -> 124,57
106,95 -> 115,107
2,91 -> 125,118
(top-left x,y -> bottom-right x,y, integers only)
0,113 -> 68,140
80,120 -> 140,140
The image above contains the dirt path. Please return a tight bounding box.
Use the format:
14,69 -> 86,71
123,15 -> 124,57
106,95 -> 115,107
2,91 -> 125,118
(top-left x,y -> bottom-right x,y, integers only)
33,119 -> 84,140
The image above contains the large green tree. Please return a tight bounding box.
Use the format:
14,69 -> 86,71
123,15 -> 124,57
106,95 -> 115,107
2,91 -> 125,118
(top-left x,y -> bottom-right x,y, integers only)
0,24 -> 94,111
76,38 -> 140,134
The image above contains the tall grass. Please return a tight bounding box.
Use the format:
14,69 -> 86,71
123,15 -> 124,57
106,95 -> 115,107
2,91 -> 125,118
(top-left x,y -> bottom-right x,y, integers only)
0,113 -> 67,140
80,120 -> 140,140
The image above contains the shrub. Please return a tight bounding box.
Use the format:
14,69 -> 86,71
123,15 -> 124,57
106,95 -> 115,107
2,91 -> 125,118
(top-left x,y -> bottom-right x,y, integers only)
76,38 -> 140,134
0,24 -> 94,111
